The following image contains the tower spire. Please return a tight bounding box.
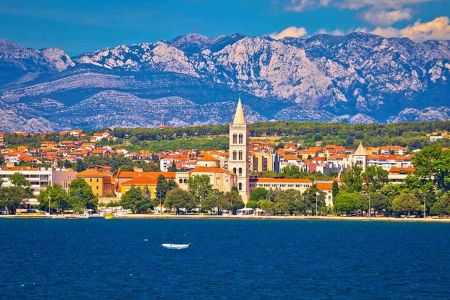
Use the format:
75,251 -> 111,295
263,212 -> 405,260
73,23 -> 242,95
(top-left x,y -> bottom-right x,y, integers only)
232,97 -> 246,125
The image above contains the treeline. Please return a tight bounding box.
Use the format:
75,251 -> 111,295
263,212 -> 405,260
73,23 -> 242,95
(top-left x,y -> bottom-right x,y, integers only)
117,175 -> 244,215
112,121 -> 450,149
334,145 -> 450,216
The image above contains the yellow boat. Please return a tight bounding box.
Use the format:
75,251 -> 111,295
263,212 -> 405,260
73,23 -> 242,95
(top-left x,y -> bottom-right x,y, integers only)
104,213 -> 114,220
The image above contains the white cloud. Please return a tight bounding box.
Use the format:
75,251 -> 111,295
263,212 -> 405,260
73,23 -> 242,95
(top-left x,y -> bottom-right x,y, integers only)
284,0 -> 433,26
269,26 -> 308,39
362,9 -> 412,26
285,0 -> 330,12
371,16 -> 450,42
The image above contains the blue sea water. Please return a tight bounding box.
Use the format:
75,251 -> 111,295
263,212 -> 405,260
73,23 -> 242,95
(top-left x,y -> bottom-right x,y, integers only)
0,219 -> 449,299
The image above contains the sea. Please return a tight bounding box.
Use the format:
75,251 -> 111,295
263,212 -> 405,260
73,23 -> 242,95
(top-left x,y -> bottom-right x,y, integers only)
0,219 -> 449,299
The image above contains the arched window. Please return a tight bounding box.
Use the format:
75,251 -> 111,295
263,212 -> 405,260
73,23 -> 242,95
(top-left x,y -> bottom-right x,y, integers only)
179,179 -> 182,184
238,182 -> 242,190
238,151 -> 243,160
233,168 -> 237,174
239,134 -> 243,144
233,133 -> 237,144
233,150 -> 237,160
239,167 -> 242,175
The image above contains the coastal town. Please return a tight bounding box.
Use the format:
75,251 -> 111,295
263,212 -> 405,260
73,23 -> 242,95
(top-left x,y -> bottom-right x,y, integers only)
0,100 -> 449,219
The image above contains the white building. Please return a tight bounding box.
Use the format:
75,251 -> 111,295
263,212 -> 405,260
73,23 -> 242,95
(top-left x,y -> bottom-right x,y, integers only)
0,167 -> 77,197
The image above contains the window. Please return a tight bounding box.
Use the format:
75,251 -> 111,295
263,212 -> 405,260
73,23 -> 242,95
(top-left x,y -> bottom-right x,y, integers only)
239,168 -> 242,175
179,179 -> 183,184
233,133 -> 237,144
239,134 -> 243,144
238,151 -> 243,160
238,182 -> 242,190
184,179 -> 188,183
233,168 -> 237,174
233,150 -> 237,160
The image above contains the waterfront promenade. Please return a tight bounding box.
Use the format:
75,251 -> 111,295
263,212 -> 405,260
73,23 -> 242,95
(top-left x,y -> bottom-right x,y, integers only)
2,213 -> 450,223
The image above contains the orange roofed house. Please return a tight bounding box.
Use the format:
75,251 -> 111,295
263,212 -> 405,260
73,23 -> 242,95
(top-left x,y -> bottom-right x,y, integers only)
76,169 -> 115,197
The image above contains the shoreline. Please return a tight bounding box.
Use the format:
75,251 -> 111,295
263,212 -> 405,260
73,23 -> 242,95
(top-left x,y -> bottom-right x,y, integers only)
1,214 -> 450,223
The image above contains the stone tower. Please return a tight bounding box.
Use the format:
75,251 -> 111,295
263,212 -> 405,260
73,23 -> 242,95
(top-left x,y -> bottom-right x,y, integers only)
352,141 -> 368,171
228,98 -> 250,203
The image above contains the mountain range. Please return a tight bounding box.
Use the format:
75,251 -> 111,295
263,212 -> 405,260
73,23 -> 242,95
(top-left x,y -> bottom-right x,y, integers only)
0,32 -> 449,132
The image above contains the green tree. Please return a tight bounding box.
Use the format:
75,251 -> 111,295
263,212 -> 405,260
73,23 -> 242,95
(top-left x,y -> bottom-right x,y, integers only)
430,193 -> 450,216
223,187 -> 244,214
202,189 -> 226,213
156,175 -> 177,210
362,166 -> 389,193
392,193 -> 421,216
246,200 -> 258,209
410,145 -> 450,193
258,200 -> 274,212
68,179 -> 98,213
341,166 -> 363,192
332,181 -> 339,198
334,192 -> 361,215
250,187 -> 268,202
121,187 -> 153,214
273,189 -> 304,215
0,186 -> 27,214
38,184 -> 68,214
188,175 -> 212,208
368,192 -> 391,214
303,186 -> 326,215
10,172 -> 29,187
165,188 -> 195,214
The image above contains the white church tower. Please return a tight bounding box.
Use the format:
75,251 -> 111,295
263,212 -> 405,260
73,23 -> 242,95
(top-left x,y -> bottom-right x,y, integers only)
228,98 -> 250,203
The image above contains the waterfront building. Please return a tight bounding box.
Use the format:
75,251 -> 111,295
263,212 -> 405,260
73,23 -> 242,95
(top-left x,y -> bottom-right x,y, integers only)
0,167 -> 77,205
388,167 -> 415,184
228,98 -> 250,203
120,178 -> 157,198
251,177 -> 334,206
76,169 -> 115,197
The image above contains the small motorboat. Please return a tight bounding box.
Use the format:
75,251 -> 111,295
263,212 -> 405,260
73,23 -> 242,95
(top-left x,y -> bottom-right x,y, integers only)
161,243 -> 190,250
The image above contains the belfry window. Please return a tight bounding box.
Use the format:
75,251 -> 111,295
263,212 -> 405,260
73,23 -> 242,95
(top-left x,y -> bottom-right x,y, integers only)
238,134 -> 243,144
233,168 -> 237,174
238,182 -> 242,190
239,167 -> 242,175
233,134 -> 237,144
233,150 -> 237,160
238,151 -> 243,160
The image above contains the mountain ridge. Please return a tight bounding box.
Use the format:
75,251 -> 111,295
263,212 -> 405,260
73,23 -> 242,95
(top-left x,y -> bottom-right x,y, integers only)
0,32 -> 449,132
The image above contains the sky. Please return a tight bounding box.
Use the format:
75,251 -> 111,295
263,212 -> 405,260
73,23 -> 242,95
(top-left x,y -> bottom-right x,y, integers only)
0,0 -> 449,55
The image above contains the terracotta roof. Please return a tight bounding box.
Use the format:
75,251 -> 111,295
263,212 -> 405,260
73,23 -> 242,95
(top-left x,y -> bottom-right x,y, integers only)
191,167 -> 232,174
256,178 -> 312,183
77,169 -> 110,178
117,171 -> 176,179
389,167 -> 416,174
315,183 -> 333,191
198,155 -> 219,162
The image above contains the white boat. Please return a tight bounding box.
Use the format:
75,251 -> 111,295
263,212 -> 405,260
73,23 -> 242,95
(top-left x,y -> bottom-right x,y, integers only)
161,243 -> 190,250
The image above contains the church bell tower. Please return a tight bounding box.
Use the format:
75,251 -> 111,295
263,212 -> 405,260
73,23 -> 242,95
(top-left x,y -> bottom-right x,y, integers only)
228,98 -> 250,203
